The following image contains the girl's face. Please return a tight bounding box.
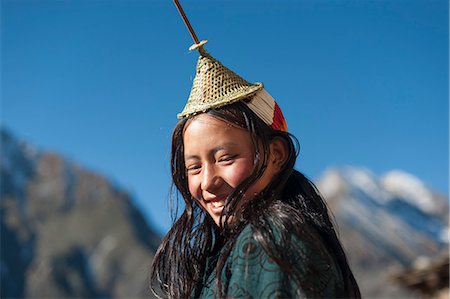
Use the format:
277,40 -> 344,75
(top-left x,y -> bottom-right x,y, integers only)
183,114 -> 281,226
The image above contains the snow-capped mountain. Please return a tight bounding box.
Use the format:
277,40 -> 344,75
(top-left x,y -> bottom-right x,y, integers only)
316,166 -> 448,298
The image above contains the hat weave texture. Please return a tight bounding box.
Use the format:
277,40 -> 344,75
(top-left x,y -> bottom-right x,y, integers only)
177,49 -> 263,118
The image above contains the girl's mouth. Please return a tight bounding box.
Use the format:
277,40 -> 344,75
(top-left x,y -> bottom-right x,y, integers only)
204,195 -> 227,214
208,201 -> 224,214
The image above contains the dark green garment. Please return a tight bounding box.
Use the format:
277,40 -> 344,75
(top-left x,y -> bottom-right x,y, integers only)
193,224 -> 345,298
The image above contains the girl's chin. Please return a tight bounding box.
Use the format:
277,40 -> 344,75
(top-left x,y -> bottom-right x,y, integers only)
210,214 -> 236,228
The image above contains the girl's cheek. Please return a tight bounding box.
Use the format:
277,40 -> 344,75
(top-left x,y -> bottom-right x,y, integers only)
187,178 -> 200,200
228,163 -> 254,186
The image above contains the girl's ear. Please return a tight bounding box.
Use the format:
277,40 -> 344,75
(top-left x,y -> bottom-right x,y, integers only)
269,137 -> 289,171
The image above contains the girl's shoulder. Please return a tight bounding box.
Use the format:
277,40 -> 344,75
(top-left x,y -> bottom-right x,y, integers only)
225,220 -> 345,298
232,218 -> 331,260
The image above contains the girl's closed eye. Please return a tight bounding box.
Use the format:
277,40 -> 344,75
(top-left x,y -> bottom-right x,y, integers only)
218,154 -> 238,164
186,164 -> 201,174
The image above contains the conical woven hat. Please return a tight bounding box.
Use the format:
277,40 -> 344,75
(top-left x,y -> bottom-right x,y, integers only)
177,49 -> 263,118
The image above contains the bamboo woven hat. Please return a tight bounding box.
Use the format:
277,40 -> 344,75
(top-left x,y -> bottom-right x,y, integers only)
173,0 -> 287,132
177,46 -> 263,118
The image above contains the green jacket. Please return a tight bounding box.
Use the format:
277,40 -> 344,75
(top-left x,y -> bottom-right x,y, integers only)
193,223 -> 345,298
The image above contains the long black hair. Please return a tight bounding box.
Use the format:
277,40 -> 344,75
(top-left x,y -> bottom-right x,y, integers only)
150,102 -> 360,298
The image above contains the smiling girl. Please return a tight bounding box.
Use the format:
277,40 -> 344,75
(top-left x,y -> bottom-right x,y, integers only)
150,11 -> 359,295
150,101 -> 360,298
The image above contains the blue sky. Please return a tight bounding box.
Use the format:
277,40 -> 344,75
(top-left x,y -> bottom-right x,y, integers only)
2,0 -> 448,234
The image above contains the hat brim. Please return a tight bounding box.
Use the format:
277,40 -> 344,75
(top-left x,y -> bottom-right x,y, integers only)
177,83 -> 263,119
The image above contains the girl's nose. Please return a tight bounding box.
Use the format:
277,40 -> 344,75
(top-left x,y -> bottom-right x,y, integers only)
201,164 -> 221,192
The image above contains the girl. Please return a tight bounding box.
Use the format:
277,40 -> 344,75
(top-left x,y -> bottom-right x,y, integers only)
150,95 -> 361,298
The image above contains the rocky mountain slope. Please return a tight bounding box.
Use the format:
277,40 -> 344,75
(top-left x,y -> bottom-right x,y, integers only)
1,129 -> 160,298
316,167 -> 449,298
1,128 -> 448,298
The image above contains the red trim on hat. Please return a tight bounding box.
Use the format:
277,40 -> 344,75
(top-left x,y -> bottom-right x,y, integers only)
271,103 -> 288,132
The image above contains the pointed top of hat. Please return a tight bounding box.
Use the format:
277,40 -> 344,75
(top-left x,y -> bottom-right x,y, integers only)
177,44 -> 263,118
